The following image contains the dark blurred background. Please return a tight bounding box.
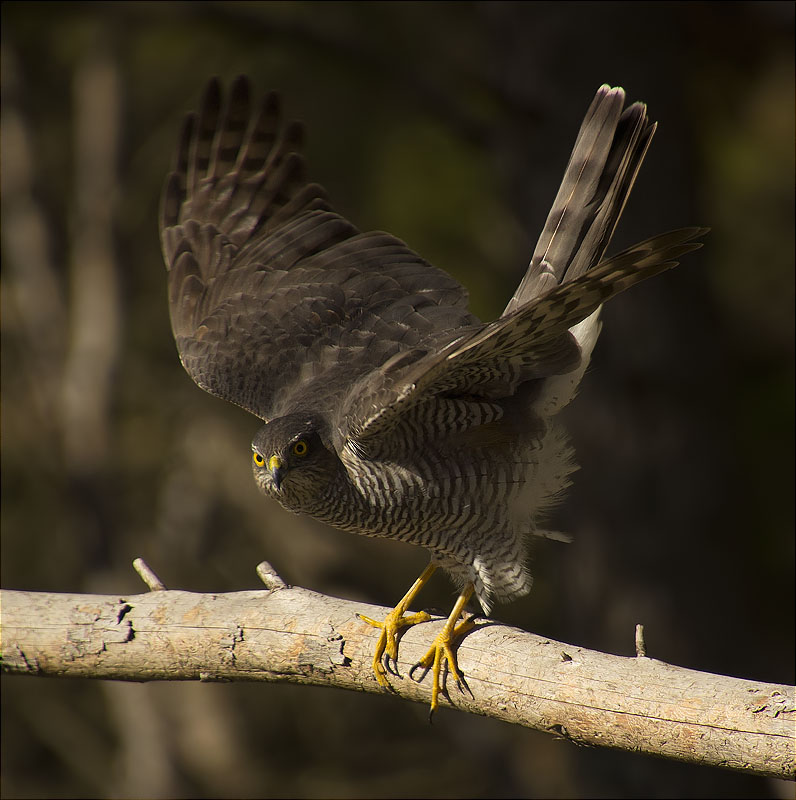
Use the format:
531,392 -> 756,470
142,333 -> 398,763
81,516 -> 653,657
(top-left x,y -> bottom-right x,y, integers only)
1,2 -> 793,798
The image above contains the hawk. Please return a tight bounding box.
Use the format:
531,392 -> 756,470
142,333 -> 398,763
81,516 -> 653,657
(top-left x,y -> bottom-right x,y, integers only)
160,77 -> 705,713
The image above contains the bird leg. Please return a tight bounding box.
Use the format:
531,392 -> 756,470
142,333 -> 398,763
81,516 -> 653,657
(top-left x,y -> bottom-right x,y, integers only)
358,563 -> 436,687
410,583 -> 476,717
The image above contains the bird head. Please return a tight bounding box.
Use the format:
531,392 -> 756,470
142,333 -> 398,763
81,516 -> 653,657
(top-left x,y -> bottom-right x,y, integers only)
251,414 -> 340,507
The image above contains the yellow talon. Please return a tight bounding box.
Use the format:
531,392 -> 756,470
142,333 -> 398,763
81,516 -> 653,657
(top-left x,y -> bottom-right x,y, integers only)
358,562 -> 437,687
359,607 -> 432,687
411,586 -> 476,716
358,563 -> 476,717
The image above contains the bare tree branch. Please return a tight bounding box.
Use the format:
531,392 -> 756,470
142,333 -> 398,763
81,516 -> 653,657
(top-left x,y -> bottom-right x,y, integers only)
1,564 -> 793,781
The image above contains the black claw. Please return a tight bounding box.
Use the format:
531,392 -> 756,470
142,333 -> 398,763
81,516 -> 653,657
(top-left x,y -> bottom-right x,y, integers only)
385,657 -> 400,678
409,662 -> 430,682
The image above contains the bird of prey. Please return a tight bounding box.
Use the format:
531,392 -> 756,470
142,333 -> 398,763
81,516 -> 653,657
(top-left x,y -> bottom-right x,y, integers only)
160,76 -> 705,714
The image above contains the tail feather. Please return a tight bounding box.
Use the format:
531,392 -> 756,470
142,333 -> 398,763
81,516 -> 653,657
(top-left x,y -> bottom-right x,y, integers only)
504,85 -> 655,315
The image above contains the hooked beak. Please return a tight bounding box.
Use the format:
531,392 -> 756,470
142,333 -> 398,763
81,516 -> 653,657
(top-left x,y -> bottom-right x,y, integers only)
268,455 -> 285,491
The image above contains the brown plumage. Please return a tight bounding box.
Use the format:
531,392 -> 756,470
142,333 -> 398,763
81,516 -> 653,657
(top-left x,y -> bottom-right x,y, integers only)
160,77 -> 705,712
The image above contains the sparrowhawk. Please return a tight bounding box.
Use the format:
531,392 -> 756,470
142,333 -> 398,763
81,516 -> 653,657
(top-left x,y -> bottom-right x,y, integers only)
160,77 -> 705,713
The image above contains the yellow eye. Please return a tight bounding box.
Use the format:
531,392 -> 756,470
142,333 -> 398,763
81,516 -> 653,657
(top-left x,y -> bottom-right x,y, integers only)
292,439 -> 309,457
253,452 -> 265,467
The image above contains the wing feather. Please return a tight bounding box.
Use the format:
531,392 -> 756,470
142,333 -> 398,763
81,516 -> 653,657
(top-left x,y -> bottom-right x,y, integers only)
341,227 -> 707,452
161,79 -> 705,453
159,77 -> 476,422
337,85 -> 705,453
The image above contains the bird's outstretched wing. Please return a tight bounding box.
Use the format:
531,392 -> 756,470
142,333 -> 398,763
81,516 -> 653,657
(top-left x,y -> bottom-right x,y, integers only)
160,76 -> 478,422
338,86 -> 706,453
339,227 -> 705,453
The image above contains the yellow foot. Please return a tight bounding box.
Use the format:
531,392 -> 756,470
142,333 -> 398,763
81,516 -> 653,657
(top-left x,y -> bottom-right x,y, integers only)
357,563 -> 437,689
410,587 -> 476,718
358,566 -> 478,717
358,607 -> 431,688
